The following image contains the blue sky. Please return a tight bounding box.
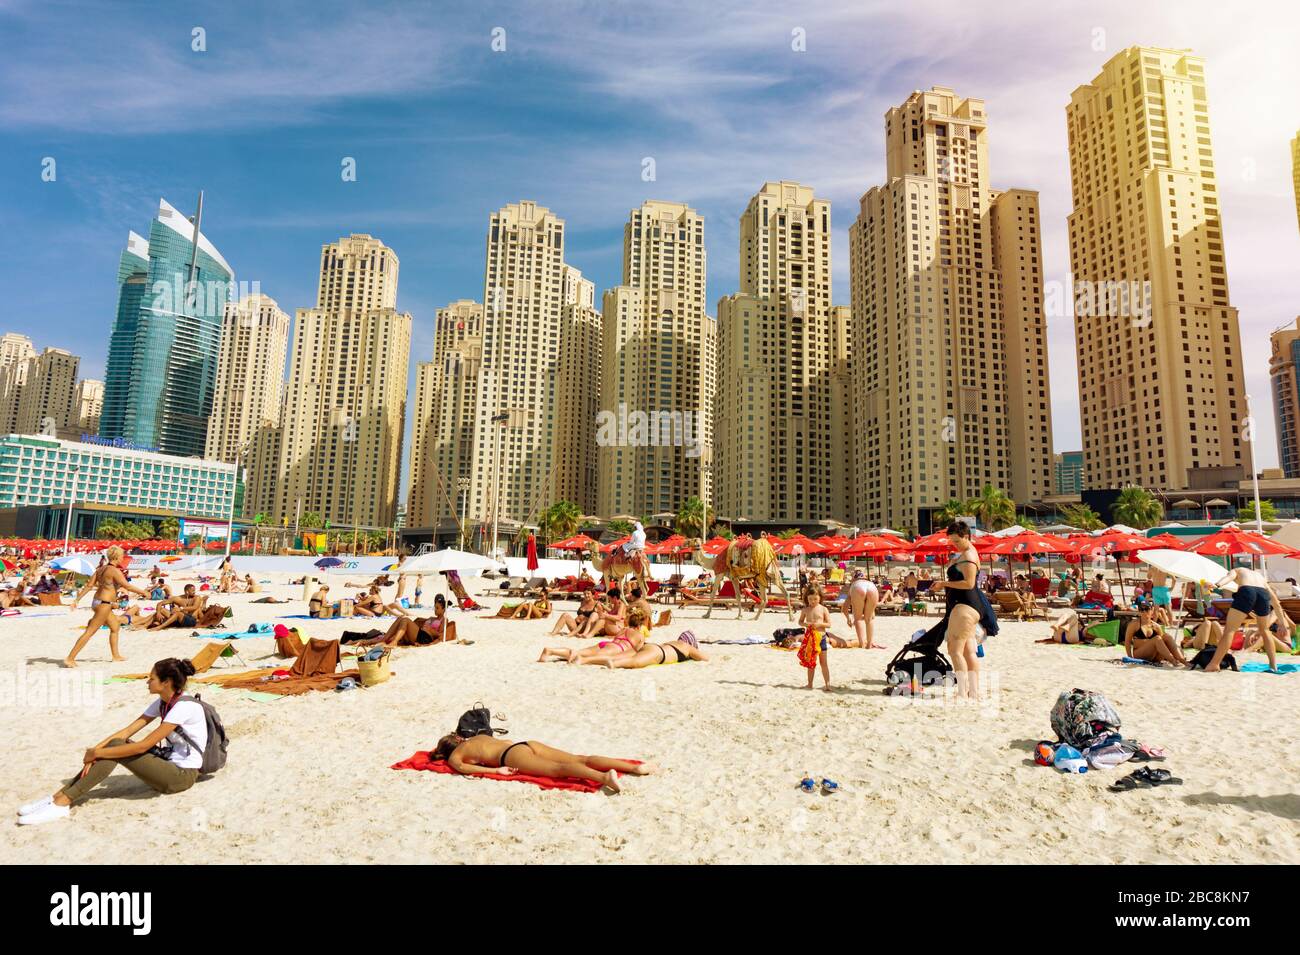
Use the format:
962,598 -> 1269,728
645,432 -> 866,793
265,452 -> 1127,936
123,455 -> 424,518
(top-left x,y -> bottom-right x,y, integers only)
1,0 -> 1297,492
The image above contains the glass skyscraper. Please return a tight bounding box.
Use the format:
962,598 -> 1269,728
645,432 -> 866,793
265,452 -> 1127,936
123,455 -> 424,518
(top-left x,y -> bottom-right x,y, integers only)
100,198 -> 233,457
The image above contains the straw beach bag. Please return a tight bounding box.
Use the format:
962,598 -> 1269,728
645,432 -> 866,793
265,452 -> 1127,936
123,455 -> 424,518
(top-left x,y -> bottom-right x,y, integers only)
356,648 -> 392,686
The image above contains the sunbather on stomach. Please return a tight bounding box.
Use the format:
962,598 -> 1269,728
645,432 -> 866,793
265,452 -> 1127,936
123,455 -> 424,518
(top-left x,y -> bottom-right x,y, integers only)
432,732 -> 653,794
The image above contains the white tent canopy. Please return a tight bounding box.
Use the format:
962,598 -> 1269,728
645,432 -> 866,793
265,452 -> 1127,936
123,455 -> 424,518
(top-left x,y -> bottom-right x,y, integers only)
396,550 -> 503,576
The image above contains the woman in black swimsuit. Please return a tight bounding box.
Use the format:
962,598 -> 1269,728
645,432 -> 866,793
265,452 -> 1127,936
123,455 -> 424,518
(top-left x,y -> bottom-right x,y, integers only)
431,733 -> 654,794
929,521 -> 983,698
590,632 -> 708,669
548,592 -> 597,636
1124,601 -> 1185,664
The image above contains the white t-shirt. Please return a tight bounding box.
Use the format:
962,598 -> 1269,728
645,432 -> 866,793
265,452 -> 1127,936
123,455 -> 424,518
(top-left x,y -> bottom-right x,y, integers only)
142,698 -> 207,770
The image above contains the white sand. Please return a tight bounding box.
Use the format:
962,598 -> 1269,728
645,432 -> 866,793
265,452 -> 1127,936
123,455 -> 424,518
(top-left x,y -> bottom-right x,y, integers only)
1,575 -> 1297,864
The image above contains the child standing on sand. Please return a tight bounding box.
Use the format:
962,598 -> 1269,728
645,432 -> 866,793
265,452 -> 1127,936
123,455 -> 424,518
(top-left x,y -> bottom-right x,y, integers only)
798,588 -> 832,691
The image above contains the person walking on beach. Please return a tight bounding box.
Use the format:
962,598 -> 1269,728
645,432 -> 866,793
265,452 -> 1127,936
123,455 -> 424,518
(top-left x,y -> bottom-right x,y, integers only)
929,522 -> 982,699
798,588 -> 833,691
1204,564 -> 1280,673
17,657 -> 209,825
843,569 -> 880,648
65,546 -> 149,668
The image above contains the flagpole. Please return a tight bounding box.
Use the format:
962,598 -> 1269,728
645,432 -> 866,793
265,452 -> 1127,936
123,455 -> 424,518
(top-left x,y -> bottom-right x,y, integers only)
1245,395 -> 1265,573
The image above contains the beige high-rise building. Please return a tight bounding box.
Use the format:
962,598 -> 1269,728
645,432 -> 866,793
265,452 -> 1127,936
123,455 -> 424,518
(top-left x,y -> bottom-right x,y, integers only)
408,300 -> 484,530
76,379 -> 104,434
1067,48 -> 1244,491
0,333 -> 36,433
598,201 -> 714,519
555,270 -> 603,514
1292,131 -> 1300,233
716,181 -> 843,523
16,347 -> 81,439
1269,317 -> 1300,479
467,202 -> 598,533
206,294 -> 290,517
273,235 -> 411,528
850,87 -> 1054,532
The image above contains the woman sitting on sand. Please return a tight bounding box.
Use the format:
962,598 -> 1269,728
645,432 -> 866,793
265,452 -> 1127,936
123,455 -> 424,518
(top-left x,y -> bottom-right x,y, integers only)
578,588 -> 625,637
592,630 -> 709,669
431,732 -> 652,794
538,607 -> 649,664
65,546 -> 150,668
549,591 -> 599,635
1035,608 -> 1084,644
308,584 -> 331,618
491,586 -> 551,620
377,594 -> 459,646
1123,601 -> 1186,665
17,657 -> 207,826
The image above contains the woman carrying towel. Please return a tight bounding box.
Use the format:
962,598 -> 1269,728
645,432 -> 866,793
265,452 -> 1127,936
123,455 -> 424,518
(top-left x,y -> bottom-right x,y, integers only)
17,657 -> 208,826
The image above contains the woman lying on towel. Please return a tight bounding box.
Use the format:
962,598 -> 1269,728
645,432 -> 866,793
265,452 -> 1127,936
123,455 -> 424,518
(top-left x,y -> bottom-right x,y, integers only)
590,630 -> 708,669
431,733 -> 653,794
538,607 -> 649,664
17,657 -> 207,826
1035,608 -> 1084,644
378,594 -> 459,646
491,586 -> 552,620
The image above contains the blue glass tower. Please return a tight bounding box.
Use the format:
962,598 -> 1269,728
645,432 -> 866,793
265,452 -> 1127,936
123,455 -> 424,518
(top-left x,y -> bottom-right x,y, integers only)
100,198 -> 233,457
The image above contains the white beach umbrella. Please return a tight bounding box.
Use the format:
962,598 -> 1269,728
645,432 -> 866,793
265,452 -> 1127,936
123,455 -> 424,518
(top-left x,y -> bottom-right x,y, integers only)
50,555 -> 99,576
396,549 -> 503,576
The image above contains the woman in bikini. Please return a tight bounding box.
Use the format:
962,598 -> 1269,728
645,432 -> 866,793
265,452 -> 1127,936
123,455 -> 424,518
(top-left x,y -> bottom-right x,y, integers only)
1124,601 -> 1185,665
594,630 -> 709,669
65,546 -> 149,668
928,522 -> 983,698
378,594 -> 459,646
538,607 -> 649,664
549,591 -> 599,635
578,588 -> 625,638
432,733 -> 653,794
1036,608 -> 1085,644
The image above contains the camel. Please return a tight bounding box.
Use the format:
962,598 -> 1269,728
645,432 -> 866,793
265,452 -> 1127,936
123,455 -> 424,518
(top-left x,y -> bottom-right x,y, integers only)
688,537 -> 793,620
585,542 -> 650,596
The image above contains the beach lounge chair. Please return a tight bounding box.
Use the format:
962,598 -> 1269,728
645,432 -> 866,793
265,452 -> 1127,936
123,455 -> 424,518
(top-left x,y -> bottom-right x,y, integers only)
658,574 -> 684,604
993,590 -> 1046,621
503,576 -> 529,597
523,576 -> 548,596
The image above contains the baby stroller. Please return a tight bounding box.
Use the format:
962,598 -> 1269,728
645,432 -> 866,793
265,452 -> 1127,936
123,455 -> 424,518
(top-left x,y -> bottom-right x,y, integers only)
884,619 -> 955,690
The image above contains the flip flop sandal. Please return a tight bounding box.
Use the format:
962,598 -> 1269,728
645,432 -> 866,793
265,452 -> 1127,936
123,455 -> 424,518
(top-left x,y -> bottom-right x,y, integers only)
1138,767 -> 1183,787
1109,771 -> 1151,792
820,778 -> 841,795
799,775 -> 816,793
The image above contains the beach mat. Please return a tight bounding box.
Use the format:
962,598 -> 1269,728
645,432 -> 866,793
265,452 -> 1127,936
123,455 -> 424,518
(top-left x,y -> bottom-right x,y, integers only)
1241,661 -> 1300,674
392,751 -> 638,793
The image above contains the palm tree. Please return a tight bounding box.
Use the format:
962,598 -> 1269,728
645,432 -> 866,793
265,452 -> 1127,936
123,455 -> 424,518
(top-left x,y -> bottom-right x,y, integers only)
967,485 -> 1016,531
540,500 -> 580,545
710,524 -> 734,540
607,518 -> 633,536
158,517 -> 180,540
1112,486 -> 1163,530
674,497 -> 706,539
777,528 -> 799,540
301,511 -> 324,530
933,498 -> 968,527
96,518 -> 124,540
1059,502 -> 1104,531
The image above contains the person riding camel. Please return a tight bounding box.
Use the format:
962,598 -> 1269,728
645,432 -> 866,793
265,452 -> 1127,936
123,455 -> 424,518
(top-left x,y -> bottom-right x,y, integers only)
622,521 -> 647,563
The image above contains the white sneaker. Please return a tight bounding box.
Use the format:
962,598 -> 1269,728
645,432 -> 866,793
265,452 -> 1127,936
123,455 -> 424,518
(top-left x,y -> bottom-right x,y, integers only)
17,795 -> 53,816
17,802 -> 69,825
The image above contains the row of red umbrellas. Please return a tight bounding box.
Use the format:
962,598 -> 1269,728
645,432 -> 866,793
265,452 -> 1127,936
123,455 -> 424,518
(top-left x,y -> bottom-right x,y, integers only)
543,526 -> 1298,562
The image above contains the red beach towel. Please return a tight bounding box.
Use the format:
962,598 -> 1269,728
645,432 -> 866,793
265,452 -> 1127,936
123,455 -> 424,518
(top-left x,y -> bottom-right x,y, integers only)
391,751 -> 638,793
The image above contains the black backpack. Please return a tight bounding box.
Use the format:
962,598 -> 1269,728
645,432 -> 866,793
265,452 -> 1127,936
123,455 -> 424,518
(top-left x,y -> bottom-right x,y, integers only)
1188,648 -> 1238,671
173,693 -> 229,775
456,701 -> 507,739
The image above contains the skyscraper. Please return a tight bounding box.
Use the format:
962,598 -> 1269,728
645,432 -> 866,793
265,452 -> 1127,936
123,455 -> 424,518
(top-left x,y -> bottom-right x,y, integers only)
100,198 -> 233,456
16,347 -> 80,438
205,294 -> 290,517
1067,48 -> 1244,490
273,235 -> 411,528
1270,318 -> 1300,479
849,88 -> 1054,531
598,200 -> 713,519
716,181 -> 843,524
408,300 -> 484,530
0,332 -> 35,433
467,202 -> 596,532
76,379 -> 104,435
554,269 -> 603,514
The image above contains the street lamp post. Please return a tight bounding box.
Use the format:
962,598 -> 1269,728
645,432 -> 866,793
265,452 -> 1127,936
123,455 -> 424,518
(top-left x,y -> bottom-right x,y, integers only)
223,443 -> 246,561
490,411 -> 507,559
62,464 -> 81,556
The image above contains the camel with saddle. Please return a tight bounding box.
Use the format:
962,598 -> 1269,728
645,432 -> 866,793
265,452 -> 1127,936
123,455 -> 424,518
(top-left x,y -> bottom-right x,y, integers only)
585,542 -> 651,595
689,535 -> 793,620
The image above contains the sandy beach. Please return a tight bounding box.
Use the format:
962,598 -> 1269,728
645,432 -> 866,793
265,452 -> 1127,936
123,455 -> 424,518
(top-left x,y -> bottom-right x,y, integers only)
1,574 -> 1297,865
